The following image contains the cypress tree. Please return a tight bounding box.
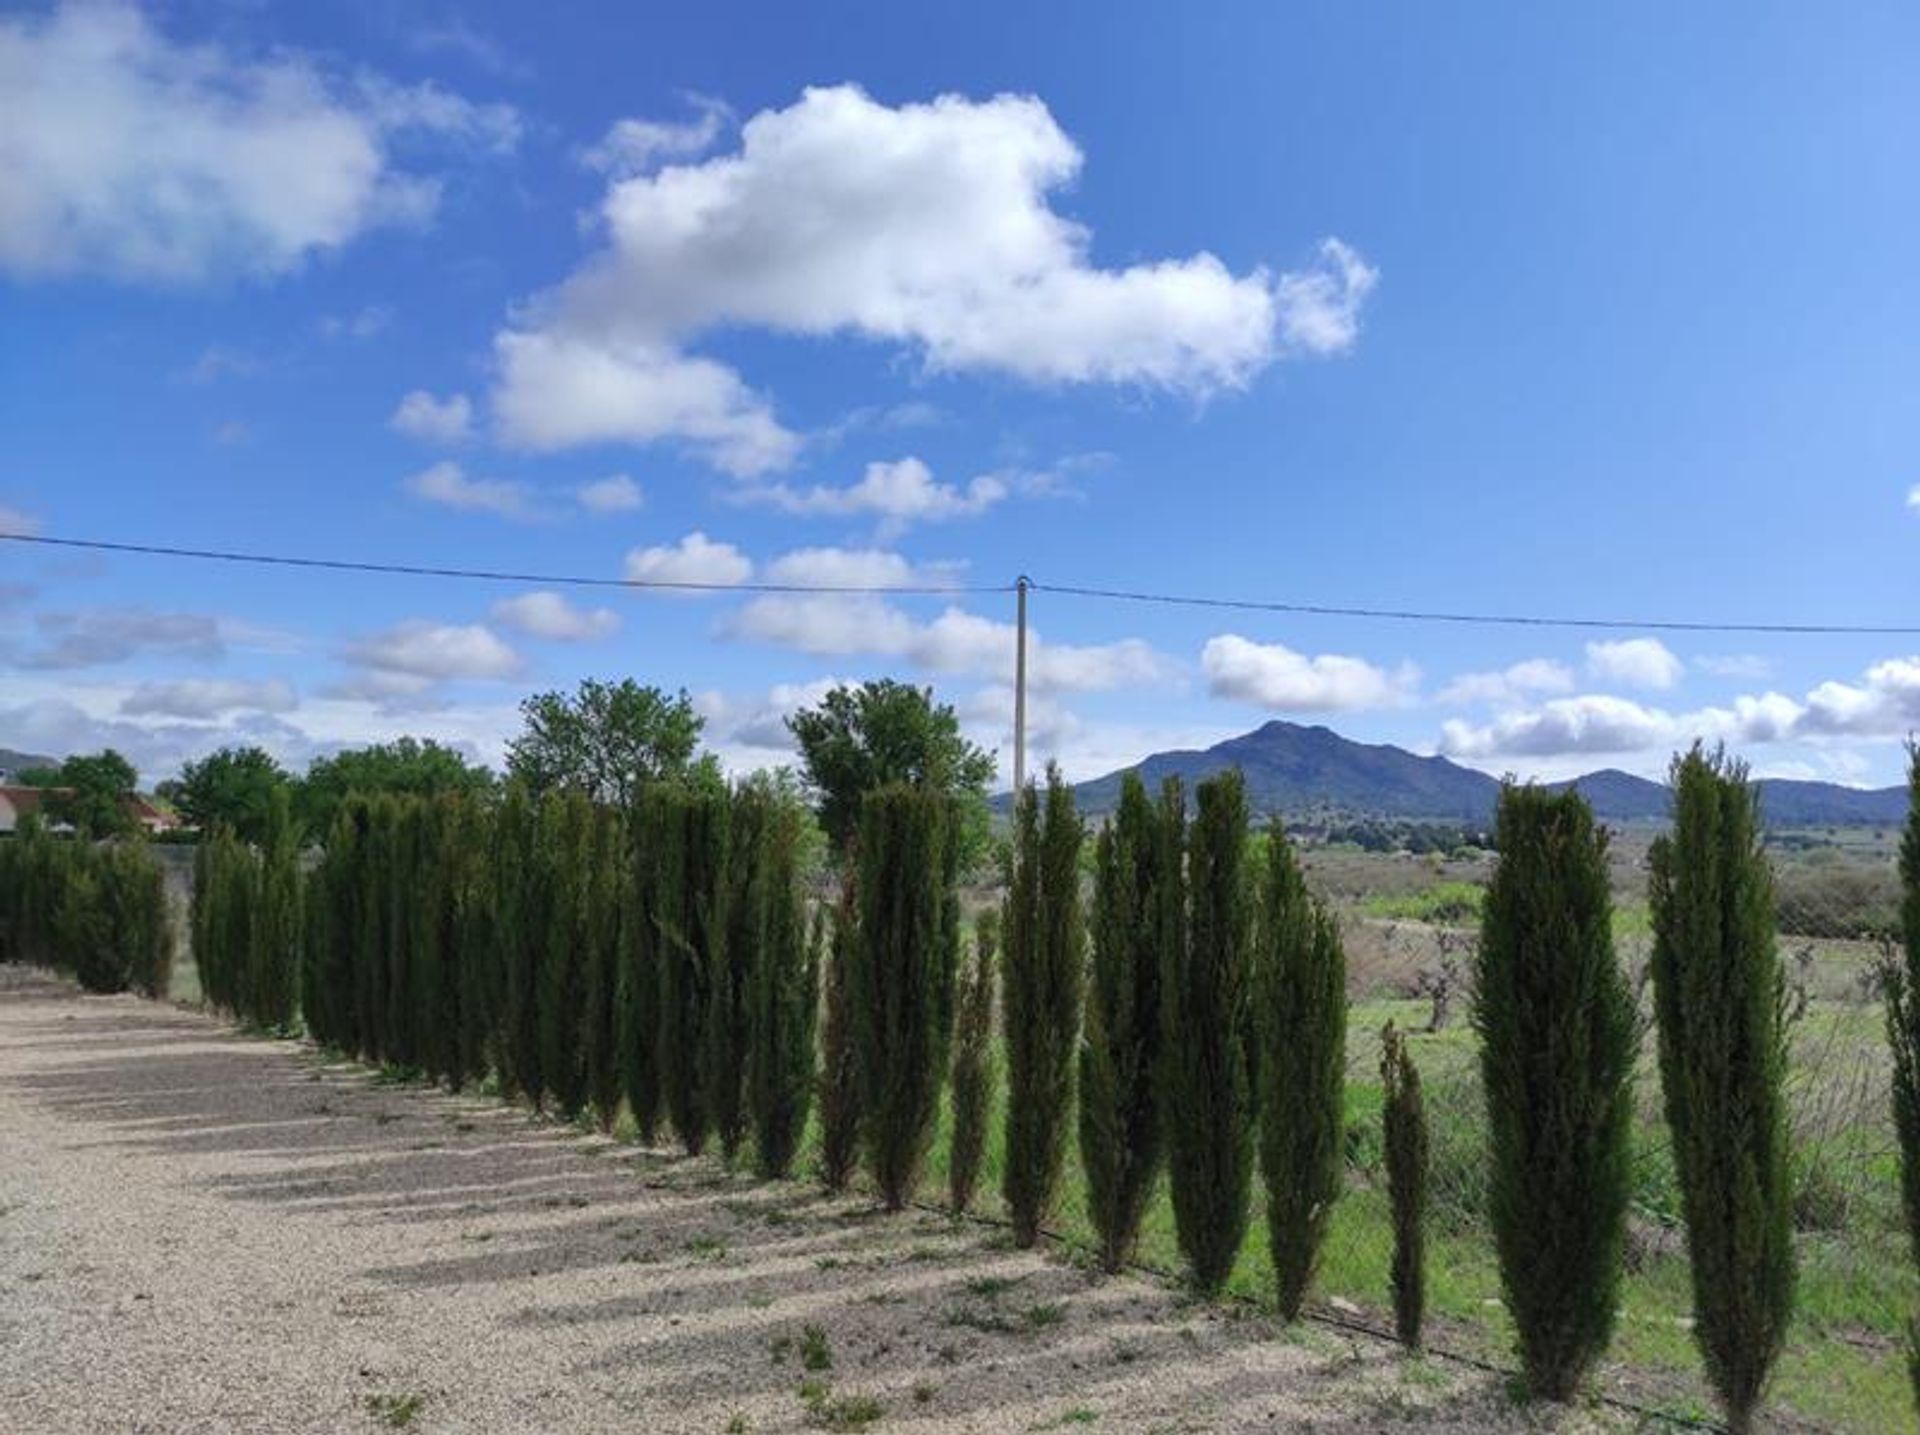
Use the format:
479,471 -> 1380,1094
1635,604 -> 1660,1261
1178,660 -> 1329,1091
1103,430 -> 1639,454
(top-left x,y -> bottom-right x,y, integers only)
1257,822 -> 1347,1321
1002,765 -> 1085,1247
580,804 -> 625,1128
1649,746 -> 1794,1432
189,830 -> 214,998
747,801 -> 818,1178
1381,1021 -> 1428,1350
853,784 -> 953,1210
539,791 -> 592,1119
660,786 -> 728,1153
949,911 -> 997,1214
356,797 -> 395,1063
1080,771 -> 1166,1271
300,834 -> 334,1047
1888,741 -> 1920,1415
1477,783 -> 1635,1401
710,784 -> 765,1160
251,787 -> 302,1033
443,797 -> 492,1091
1163,770 -> 1254,1296
620,787 -> 666,1143
817,879 -> 863,1193
495,784 -> 544,1105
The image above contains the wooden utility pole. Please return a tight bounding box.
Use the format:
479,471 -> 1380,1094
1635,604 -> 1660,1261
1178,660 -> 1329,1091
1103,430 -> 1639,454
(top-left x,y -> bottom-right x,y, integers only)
1013,575 -> 1029,793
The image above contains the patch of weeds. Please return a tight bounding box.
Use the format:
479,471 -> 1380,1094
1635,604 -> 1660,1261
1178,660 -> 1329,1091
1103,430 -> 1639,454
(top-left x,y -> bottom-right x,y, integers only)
800,1322 -> 833,1371
725,1416 -> 750,1434
1110,1339 -> 1145,1365
945,1304 -> 1018,1334
963,1274 -> 1024,1300
370,1112 -> 401,1127
912,1382 -> 936,1406
687,1235 -> 729,1262
364,1392 -> 424,1428
619,1248 -> 661,1265
814,1393 -> 884,1431
798,1377 -> 832,1412
814,1256 -> 843,1271
770,1333 -> 795,1365
1022,1302 -> 1065,1331
460,1231 -> 494,1244
1032,1410 -> 1098,1431
539,1193 -> 590,1209
746,1289 -> 774,1309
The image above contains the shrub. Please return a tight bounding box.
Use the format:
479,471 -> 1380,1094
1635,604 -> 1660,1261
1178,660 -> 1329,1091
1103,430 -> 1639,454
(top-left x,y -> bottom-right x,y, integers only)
1650,747 -> 1795,1434
949,911 -> 997,1214
1163,770 -> 1254,1296
1002,766 -> 1085,1247
1890,742 -> 1920,1416
747,799 -> 818,1178
853,784 -> 954,1210
1476,783 -> 1635,1401
1381,1021 -> 1428,1349
1257,822 -> 1346,1320
817,880 -> 862,1193
1080,771 -> 1167,1272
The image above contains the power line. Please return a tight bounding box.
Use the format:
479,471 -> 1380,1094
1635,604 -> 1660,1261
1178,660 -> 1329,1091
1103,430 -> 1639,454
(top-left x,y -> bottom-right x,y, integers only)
4,531 -> 1915,635
0,533 -> 1008,597
1029,580 -> 1920,636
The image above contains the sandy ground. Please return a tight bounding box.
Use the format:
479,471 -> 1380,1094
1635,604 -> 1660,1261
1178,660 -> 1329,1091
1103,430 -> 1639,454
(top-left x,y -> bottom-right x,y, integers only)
0,967 -> 1619,1433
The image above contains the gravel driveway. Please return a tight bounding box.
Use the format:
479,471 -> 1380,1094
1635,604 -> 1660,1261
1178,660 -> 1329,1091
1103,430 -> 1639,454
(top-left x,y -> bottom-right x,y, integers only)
0,967 -> 1598,1433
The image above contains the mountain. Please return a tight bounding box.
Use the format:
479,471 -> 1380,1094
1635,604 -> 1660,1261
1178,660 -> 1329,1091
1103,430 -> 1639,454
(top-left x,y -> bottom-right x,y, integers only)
1043,720 -> 1908,827
0,748 -> 58,779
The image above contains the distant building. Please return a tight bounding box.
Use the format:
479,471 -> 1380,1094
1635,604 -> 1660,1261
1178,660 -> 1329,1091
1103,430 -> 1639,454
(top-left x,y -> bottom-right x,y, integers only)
0,786 -> 181,836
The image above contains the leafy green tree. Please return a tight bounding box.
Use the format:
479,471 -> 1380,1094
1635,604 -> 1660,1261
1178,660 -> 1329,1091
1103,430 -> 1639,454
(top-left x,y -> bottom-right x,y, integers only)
507,679 -> 714,809
853,784 -> 954,1209
1478,784 -> 1635,1402
299,737 -> 494,837
1163,770 -> 1253,1296
45,750 -> 139,838
949,911 -> 998,1214
174,746 -> 292,845
1080,772 -> 1168,1271
817,882 -> 862,1192
1002,766 -> 1085,1247
747,800 -> 819,1178
1888,742 -> 1920,1415
1257,822 -> 1347,1320
1381,1021 -> 1429,1350
1650,747 -> 1794,1432
787,680 -> 995,870
249,787 -> 302,1032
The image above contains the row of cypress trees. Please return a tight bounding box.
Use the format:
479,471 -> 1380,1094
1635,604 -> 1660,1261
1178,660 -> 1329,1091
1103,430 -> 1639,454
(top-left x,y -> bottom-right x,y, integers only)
0,814 -> 170,996
297,780 -> 819,1176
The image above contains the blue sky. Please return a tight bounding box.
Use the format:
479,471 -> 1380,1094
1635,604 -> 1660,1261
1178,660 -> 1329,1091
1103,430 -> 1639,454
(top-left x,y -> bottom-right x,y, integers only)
2,0 -> 1917,789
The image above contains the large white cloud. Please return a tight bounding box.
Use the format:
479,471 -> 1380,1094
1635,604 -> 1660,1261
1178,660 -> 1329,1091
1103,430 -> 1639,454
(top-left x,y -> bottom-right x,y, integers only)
1202,634 -> 1415,712
489,591 -> 620,641
19,608 -> 226,669
726,592 -> 1166,693
1437,658 -> 1574,707
737,457 -> 1008,536
0,2 -> 517,283
623,531 -> 754,589
492,85 -> 1372,471
1585,637 -> 1683,690
120,678 -> 297,719
336,620 -> 522,701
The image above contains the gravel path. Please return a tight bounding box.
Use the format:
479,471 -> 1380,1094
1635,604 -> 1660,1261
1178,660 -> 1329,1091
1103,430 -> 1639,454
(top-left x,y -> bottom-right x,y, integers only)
0,968 -> 1604,1433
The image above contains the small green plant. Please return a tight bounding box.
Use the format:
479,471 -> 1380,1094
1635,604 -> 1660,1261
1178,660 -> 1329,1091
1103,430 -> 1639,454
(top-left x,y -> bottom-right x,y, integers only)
1381,1021 -> 1428,1349
364,1392 -> 424,1429
1022,1302 -> 1065,1330
800,1322 -> 833,1372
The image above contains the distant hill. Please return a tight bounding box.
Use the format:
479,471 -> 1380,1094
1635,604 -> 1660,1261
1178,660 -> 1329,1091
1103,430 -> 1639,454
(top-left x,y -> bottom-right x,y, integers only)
1036,720 -> 1908,827
0,747 -> 57,779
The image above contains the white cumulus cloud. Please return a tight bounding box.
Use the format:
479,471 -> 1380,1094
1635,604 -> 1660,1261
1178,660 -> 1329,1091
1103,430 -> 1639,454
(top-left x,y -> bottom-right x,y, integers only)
1585,637 -> 1683,690
576,473 -> 644,513
0,1 -> 517,283
403,460 -> 533,519
492,84 -> 1372,472
390,390 -> 474,444
623,531 -> 753,590
489,591 -> 620,641
737,457 -> 1008,537
336,620 -> 523,702
1202,634 -> 1416,712
1438,658 -> 1575,707
581,94 -> 731,176
120,678 -> 297,719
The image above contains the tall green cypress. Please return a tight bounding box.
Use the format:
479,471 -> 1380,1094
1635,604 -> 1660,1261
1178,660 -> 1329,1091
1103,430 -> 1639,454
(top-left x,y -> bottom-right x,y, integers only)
444,797 -> 493,1091
1889,742 -> 1920,1415
1477,784 -> 1635,1401
817,880 -> 862,1193
620,787 -> 666,1143
1162,770 -> 1253,1296
660,786 -> 728,1153
1080,772 -> 1167,1271
301,830 -> 336,1048
412,797 -> 459,1083
1257,822 -> 1347,1320
251,786 -> 302,1033
853,784 -> 953,1210
189,831 -> 214,999
1649,746 -> 1794,1433
578,804 -> 625,1129
494,784 -> 543,1104
539,791 -> 592,1120
949,911 -> 997,1214
357,797 -> 396,1063
1381,1021 -> 1428,1350
747,801 -> 818,1178
710,785 -> 765,1160
1002,766 -> 1085,1248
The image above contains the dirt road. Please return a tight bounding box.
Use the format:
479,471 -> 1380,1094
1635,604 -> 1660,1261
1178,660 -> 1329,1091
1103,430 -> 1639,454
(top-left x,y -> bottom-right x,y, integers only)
0,967 -> 1579,1432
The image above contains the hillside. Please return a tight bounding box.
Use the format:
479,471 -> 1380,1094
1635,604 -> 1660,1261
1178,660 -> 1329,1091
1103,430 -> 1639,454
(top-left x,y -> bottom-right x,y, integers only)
0,748 -> 57,778
1046,720 -> 1907,827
